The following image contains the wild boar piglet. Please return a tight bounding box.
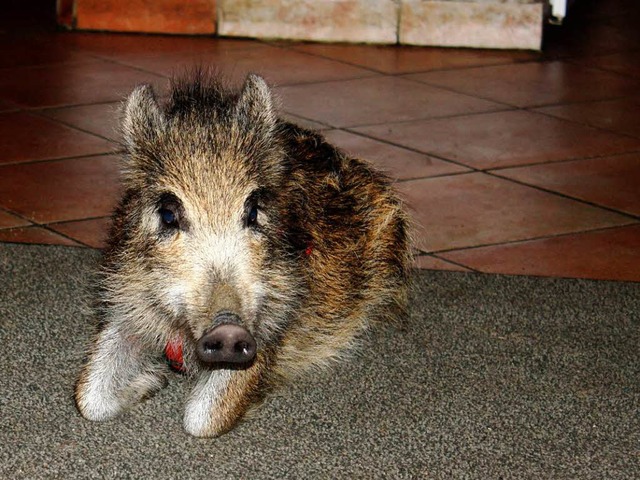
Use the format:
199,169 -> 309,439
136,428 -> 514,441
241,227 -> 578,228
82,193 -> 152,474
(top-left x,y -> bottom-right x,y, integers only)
75,72 -> 411,437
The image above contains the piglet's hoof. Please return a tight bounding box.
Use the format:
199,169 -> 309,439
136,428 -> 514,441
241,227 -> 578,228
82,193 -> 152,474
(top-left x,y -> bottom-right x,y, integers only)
197,324 -> 257,369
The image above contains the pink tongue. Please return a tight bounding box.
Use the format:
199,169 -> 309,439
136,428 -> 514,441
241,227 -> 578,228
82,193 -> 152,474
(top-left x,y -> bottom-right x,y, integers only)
165,336 -> 185,372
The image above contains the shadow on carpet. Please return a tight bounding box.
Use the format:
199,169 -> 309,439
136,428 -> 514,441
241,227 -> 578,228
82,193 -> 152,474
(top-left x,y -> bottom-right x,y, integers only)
0,243 -> 638,479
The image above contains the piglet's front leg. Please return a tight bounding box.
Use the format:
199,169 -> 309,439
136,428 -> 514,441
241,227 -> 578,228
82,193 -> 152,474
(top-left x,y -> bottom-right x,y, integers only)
183,355 -> 268,437
75,322 -> 167,422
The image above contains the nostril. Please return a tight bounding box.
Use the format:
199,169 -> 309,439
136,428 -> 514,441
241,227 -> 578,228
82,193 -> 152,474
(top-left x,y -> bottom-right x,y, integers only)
203,340 -> 223,353
234,341 -> 249,355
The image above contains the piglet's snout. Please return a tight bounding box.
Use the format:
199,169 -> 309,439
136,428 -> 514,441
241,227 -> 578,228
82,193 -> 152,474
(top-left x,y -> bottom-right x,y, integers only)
196,322 -> 257,368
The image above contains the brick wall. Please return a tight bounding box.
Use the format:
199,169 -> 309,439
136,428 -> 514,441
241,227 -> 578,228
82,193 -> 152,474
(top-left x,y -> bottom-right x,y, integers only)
57,0 -> 544,50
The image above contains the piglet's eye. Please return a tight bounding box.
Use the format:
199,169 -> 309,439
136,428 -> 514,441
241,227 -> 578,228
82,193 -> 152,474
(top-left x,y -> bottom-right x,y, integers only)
160,207 -> 178,227
157,193 -> 182,230
247,205 -> 258,227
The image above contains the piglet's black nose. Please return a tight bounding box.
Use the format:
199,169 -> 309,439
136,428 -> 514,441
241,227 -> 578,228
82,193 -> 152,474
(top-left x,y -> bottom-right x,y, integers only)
196,324 -> 257,369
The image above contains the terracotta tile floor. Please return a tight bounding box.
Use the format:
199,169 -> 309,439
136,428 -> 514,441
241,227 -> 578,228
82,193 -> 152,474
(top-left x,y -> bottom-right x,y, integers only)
1,0 -> 639,282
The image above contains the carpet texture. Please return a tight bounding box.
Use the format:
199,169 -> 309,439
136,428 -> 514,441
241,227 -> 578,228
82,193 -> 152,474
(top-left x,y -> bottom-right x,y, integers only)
0,243 -> 638,479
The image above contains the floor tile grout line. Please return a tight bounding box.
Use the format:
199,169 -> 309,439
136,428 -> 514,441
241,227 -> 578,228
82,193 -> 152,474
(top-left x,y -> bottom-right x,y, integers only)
44,215 -> 113,227
284,89 -> 637,138
281,74 -> 637,132
281,104 -> 513,131
430,254 -> 480,272
563,57 -> 640,82
29,109 -> 121,144
1,99 -> 132,112
335,109 -> 640,172
262,42 -> 385,76
84,41 -> 270,63
0,210 -> 112,229
0,50 -> 173,98
525,105 -> 640,141
338,124 -> 619,175
331,104 -> 515,130
425,222 -> 640,256
339,128 -> 482,172
486,170 -> 640,221
0,216 -> 106,248
393,145 -> 640,185
81,50 -> 274,83
0,152 -> 120,169
342,130 -> 622,179
272,72 -> 382,89
0,239 -> 92,249
399,74 -> 523,109
400,74 -> 525,109
38,224 -> 92,248
74,52 -> 174,80
0,213 -> 113,230
525,92 -> 640,110
278,68 -> 492,92
0,206 -> 36,229
395,170 -> 473,183
36,99 -> 126,112
1,101 -> 121,113
487,148 -> 640,172
281,111 -> 334,129
0,57 -> 101,73
390,56 -> 547,77
280,41 -> 548,76
413,253 -> 481,273
382,56 -> 548,77
403,69 -> 640,111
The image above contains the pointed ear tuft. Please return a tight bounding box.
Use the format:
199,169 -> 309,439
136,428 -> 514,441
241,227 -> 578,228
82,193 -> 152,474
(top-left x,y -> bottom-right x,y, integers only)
235,74 -> 276,134
122,84 -> 164,150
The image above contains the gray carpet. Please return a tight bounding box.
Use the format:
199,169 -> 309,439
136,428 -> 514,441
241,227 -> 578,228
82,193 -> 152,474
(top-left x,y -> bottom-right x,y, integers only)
0,243 -> 638,479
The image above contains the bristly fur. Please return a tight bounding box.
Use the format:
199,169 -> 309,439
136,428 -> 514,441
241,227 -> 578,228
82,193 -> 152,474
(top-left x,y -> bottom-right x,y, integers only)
167,69 -> 238,119
75,70 -> 412,437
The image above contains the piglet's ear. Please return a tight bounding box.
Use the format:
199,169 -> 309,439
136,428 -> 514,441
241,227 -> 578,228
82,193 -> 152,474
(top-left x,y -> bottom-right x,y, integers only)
122,84 -> 165,151
234,74 -> 276,135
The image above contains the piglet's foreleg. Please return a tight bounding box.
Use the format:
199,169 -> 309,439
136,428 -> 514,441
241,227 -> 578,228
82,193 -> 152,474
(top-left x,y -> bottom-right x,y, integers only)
183,355 -> 267,437
75,322 -> 167,421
